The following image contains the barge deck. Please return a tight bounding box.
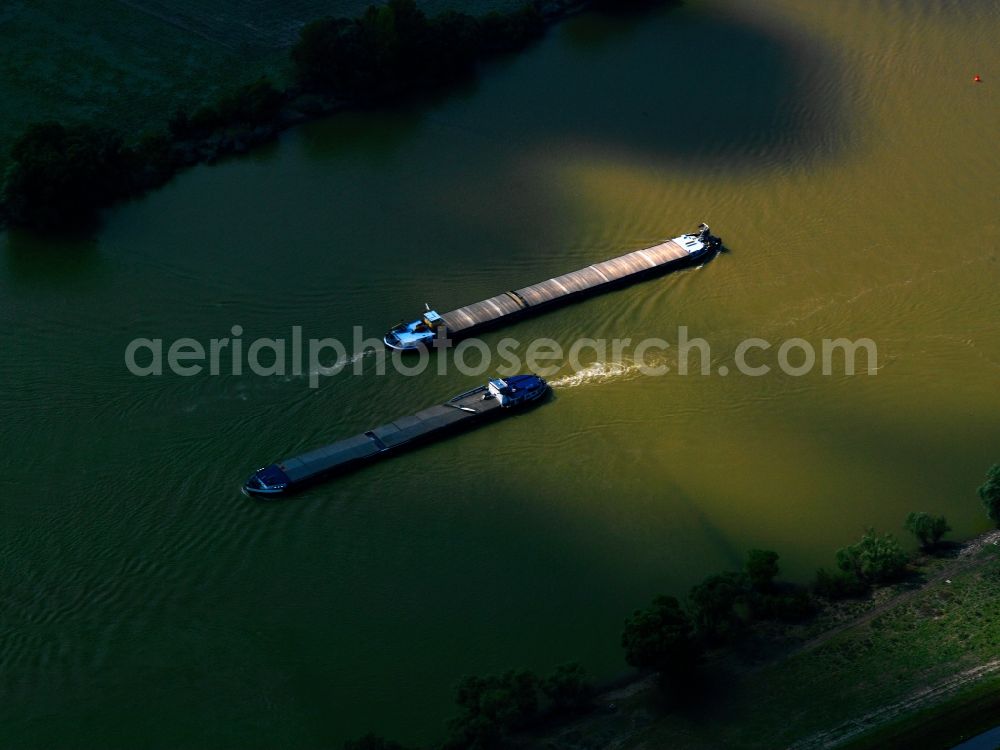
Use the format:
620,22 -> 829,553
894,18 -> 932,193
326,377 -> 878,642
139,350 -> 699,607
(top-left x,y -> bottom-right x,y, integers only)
384,224 -> 721,350
243,374 -> 548,497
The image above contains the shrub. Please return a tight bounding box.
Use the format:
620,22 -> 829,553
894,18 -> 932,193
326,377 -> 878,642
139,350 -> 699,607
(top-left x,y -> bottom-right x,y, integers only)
124,130 -> 178,189
745,549 -> 780,592
621,595 -> 701,679
292,1 -> 439,101
219,77 -> 284,126
904,512 -> 951,550
291,1 -> 544,99
296,11 -> 391,100
836,528 -> 908,584
688,572 -> 748,642
173,77 -> 284,139
291,17 -> 357,91
979,464 -> 1000,526
444,669 -> 540,749
540,662 -> 593,712
2,122 -> 129,230
167,108 -> 194,139
422,10 -> 482,82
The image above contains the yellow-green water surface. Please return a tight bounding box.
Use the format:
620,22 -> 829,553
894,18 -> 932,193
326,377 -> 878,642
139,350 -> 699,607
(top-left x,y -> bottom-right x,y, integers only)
2,1 -> 998,746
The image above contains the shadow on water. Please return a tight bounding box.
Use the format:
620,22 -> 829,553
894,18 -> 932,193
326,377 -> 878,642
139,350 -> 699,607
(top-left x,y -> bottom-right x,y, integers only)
2,2 -> 855,263
562,0 -> 684,52
2,229 -> 104,287
295,62 -> 487,164
539,4 -> 854,168
296,1 -> 853,175
296,106 -> 428,163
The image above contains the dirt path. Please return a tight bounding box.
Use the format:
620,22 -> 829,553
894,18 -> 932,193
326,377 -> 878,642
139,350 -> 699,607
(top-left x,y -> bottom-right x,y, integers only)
787,659 -> 1000,750
793,530 -> 1000,657
532,530 -> 1000,750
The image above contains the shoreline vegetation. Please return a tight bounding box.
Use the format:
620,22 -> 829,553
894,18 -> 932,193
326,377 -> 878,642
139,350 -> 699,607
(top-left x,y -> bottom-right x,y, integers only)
0,0 -> 668,234
352,464 -> 1000,750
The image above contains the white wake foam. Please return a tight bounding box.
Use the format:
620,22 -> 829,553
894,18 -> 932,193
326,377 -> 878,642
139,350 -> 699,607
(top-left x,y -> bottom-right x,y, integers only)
548,360 -> 646,389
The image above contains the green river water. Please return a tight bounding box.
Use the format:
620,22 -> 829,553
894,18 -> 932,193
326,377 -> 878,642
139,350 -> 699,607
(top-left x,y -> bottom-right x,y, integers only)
2,1 -> 999,746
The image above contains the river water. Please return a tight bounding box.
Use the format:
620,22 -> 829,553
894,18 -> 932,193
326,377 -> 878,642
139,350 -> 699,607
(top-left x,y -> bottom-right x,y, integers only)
952,725 -> 1000,750
2,1 -> 999,746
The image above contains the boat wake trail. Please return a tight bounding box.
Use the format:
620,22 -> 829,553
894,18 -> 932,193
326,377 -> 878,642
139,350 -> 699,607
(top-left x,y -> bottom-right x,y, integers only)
548,360 -> 647,389
302,348 -> 376,378
334,348 -> 376,371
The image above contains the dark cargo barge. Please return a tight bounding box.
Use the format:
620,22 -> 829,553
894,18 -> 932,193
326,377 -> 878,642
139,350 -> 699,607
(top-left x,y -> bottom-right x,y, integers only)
243,374 -> 548,497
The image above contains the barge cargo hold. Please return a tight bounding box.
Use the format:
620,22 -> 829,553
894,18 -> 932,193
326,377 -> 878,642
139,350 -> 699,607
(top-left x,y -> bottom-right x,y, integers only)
384,224 -> 721,350
243,374 -> 548,497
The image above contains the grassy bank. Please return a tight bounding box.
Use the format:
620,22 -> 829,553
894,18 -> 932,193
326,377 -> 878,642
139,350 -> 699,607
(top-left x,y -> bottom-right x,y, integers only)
2,0 -> 622,231
520,530 -> 1000,750
0,0 -> 532,175
843,674 -> 1000,750
0,0 -> 278,175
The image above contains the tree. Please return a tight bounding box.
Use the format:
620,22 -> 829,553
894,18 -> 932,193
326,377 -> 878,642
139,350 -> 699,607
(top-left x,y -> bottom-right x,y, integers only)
288,1 -> 546,101
174,77 -> 285,139
540,662 -> 593,712
904,512 -> 951,550
621,595 -> 701,679
445,669 -> 539,749
422,10 -> 482,83
836,528 -> 908,584
3,121 -> 128,230
291,1 -> 442,101
291,17 -> 363,92
217,77 -> 284,126
128,129 -> 178,188
688,572 -> 747,642
979,464 -> 1000,526
745,549 -> 780,592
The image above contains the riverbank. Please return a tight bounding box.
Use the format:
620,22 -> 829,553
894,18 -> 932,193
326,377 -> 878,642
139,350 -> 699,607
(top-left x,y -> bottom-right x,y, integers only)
0,0 -> 644,232
0,0 -> 546,177
516,530 -> 1000,749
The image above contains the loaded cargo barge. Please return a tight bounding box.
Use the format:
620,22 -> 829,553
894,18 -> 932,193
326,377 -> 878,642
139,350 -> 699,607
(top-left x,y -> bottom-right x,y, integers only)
243,374 -> 548,497
384,224 -> 721,350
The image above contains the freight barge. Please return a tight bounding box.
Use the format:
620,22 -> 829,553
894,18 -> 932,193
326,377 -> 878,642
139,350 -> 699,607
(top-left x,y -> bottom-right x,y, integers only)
243,374 -> 548,497
384,224 -> 721,350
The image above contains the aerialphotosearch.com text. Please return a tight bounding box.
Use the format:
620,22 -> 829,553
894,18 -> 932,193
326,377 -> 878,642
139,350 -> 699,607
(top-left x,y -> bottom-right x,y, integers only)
124,326 -> 878,388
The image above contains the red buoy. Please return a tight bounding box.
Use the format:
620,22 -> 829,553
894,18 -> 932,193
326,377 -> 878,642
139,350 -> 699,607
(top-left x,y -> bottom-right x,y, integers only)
973,74 -> 982,83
